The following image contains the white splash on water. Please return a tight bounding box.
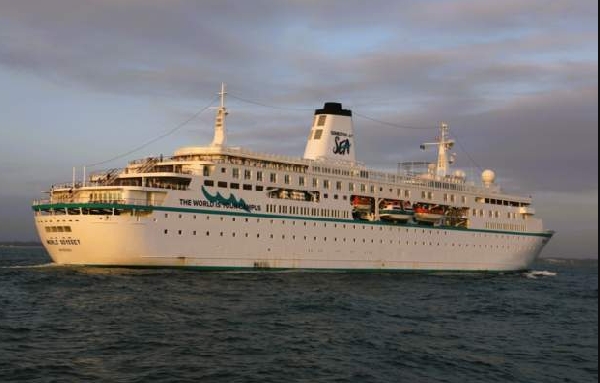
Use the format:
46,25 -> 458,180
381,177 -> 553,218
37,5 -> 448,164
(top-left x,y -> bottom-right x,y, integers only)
525,270 -> 558,279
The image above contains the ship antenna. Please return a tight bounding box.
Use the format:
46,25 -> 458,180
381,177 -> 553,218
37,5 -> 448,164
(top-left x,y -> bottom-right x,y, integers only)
420,122 -> 455,178
210,82 -> 228,147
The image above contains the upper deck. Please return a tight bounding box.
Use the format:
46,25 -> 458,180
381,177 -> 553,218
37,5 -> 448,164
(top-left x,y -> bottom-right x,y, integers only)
41,143 -> 531,209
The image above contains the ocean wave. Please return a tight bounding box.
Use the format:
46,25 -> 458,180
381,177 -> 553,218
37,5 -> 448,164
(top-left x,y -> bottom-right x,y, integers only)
525,270 -> 558,279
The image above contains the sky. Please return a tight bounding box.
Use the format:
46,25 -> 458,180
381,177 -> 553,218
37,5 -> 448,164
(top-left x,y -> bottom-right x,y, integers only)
0,0 -> 597,259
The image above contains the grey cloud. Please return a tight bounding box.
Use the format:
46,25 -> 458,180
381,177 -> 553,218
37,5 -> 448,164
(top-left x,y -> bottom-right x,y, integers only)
1,0 -> 596,104
449,87 -> 598,194
405,0 -> 598,32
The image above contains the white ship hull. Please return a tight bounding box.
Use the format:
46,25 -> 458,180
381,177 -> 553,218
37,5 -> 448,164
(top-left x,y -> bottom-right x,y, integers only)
34,203 -> 551,272
33,94 -> 553,272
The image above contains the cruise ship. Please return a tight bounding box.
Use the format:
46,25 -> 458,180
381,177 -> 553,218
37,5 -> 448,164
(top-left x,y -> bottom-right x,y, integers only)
32,85 -> 553,271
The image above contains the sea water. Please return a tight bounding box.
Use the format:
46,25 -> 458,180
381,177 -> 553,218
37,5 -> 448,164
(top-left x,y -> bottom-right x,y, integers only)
0,247 -> 597,382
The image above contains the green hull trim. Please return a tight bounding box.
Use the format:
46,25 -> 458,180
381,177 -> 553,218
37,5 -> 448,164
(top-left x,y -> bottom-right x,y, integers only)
64,264 -> 526,274
33,202 -> 554,239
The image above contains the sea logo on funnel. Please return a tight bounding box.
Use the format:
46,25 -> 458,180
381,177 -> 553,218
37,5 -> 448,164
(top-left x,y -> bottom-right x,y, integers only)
333,136 -> 351,155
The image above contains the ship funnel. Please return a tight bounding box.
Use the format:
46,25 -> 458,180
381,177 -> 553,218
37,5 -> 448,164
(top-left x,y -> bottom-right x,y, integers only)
303,102 -> 355,163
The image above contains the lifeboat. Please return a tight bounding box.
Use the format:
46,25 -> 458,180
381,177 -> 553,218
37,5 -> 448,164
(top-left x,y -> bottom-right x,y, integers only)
379,203 -> 413,222
351,196 -> 372,211
414,205 -> 445,223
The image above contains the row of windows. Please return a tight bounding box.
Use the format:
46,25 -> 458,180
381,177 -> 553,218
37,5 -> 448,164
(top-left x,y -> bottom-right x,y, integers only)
196,179 -> 522,223
475,196 -> 529,207
196,156 -> 307,174
207,173 -> 434,204
189,152 -> 520,201
264,204 -> 350,219
225,168 -> 378,193
159,213 -> 537,239
313,165 -> 355,177
160,229 -> 537,251
208,166 -> 542,211
485,222 -> 526,231
443,193 -> 468,204
44,225 -> 72,233
472,209 -> 525,220
89,191 -> 123,203
207,169 -> 530,212
213,167 -> 459,201
204,179 -> 264,191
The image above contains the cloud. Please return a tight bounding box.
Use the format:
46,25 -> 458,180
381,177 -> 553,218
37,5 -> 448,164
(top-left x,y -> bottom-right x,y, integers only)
406,0 -> 598,33
454,86 -> 598,193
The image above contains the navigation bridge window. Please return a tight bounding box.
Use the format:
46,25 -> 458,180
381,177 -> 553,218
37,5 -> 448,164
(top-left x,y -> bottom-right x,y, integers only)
145,177 -> 191,190
113,176 -> 190,190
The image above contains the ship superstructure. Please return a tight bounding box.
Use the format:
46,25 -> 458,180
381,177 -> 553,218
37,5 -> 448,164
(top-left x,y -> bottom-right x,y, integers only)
32,85 -> 553,271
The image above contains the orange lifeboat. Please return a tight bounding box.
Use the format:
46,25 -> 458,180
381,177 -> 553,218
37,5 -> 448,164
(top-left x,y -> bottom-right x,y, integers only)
414,205 -> 445,223
352,196 -> 372,211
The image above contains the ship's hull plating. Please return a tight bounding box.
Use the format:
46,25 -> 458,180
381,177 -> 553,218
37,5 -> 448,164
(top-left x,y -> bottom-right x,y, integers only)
34,205 -> 551,272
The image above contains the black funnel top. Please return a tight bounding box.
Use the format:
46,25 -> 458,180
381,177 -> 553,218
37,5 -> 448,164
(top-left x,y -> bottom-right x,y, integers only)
314,102 -> 352,117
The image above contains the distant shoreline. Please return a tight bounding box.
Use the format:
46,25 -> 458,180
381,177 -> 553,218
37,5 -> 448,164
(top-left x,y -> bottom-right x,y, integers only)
0,242 -> 43,247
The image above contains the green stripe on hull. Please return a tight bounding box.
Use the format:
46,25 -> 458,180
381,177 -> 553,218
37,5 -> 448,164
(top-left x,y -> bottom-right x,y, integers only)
33,202 -> 553,238
62,264 -> 526,273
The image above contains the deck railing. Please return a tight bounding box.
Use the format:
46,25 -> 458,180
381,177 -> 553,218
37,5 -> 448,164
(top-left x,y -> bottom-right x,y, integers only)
33,197 -> 156,207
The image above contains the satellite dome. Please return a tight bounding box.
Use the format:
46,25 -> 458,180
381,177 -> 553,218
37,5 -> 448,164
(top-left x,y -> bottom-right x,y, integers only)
481,169 -> 496,186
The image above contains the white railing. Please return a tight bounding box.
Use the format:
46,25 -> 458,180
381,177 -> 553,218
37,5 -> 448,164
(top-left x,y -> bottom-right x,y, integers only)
33,197 -> 157,207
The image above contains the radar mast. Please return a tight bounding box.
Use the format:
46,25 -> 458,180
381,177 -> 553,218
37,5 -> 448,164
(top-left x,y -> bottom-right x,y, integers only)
210,82 -> 228,147
420,123 -> 455,177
